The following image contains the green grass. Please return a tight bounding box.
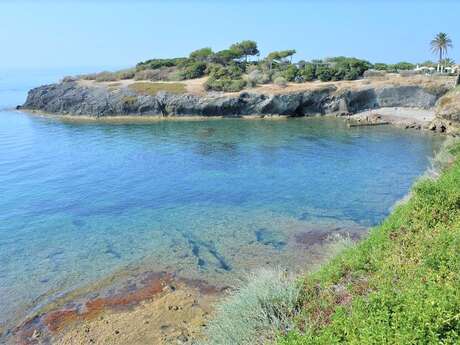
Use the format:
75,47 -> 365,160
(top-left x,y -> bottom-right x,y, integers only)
278,142 -> 460,345
128,82 -> 186,95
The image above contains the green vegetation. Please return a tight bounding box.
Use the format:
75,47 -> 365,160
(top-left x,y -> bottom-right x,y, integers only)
74,41 -> 374,91
136,57 -> 187,70
73,34 -> 455,93
364,61 -> 415,73
127,82 -> 186,95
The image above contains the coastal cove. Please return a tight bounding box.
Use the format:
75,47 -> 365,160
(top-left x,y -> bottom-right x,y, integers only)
3,1 -> 460,343
0,70 -> 447,344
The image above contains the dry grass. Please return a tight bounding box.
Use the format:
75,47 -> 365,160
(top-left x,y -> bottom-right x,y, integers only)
436,86 -> 460,115
128,82 -> 186,95
107,82 -> 122,92
250,74 -> 455,95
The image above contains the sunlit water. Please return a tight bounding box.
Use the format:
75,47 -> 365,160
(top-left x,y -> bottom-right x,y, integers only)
0,70 -> 444,333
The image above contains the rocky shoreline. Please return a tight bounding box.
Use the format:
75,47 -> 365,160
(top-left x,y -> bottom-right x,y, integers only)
19,80 -> 451,129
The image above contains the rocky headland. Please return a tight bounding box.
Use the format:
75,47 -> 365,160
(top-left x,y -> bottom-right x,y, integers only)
19,75 -> 459,133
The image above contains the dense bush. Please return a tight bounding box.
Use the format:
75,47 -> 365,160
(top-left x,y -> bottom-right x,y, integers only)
373,61 -> 416,73
205,77 -> 246,92
205,64 -> 246,91
179,61 -> 207,79
296,57 -> 371,82
373,62 -> 389,70
208,64 -> 244,80
136,58 -> 187,71
327,56 -> 372,76
300,63 -> 316,81
316,65 -> 333,81
282,65 -> 299,82
392,61 -> 416,71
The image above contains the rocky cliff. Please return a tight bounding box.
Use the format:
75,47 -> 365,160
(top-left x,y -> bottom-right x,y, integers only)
20,81 -> 448,118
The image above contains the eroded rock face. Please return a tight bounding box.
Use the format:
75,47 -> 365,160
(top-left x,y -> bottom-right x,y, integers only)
436,89 -> 460,122
431,88 -> 460,133
21,81 -> 447,118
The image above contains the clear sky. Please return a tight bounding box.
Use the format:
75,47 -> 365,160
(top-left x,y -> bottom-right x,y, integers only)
1,0 -> 459,70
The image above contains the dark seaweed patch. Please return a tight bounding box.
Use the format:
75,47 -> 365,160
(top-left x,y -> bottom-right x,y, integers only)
182,232 -> 231,271
255,228 -> 286,250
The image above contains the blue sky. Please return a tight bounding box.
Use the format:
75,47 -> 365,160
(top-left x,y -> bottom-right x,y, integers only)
1,0 -> 458,70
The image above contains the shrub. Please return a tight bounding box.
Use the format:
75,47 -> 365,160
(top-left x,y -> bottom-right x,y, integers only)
327,56 -> 372,76
300,63 -> 316,81
205,77 -> 246,92
134,69 -> 157,80
393,61 -> 415,71
330,67 -> 347,81
202,268 -> 300,345
208,64 -> 244,80
205,64 -> 246,91
94,71 -> 119,82
115,68 -> 135,80
136,58 -> 187,71
274,76 -> 288,87
316,65 -> 333,81
246,69 -> 270,87
179,61 -> 207,79
282,65 -> 299,82
373,63 -> 389,70
344,67 -> 360,80
134,67 -> 176,81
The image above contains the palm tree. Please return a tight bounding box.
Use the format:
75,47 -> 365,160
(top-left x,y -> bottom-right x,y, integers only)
430,32 -> 453,73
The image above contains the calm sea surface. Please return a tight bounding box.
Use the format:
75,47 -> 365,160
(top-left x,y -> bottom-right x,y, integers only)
0,69 -> 444,332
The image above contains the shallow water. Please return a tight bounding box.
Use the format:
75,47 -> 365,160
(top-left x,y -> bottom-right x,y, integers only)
0,70 -> 444,332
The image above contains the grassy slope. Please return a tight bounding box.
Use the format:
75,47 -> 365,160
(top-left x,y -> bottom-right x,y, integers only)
279,145 -> 460,344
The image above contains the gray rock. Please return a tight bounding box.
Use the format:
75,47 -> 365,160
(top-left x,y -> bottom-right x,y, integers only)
20,82 -> 448,118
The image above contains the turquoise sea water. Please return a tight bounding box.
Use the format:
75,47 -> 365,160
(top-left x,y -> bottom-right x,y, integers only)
0,70 -> 443,333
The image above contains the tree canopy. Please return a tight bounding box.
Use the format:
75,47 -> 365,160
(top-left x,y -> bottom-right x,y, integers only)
230,40 -> 259,62
189,47 -> 214,62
